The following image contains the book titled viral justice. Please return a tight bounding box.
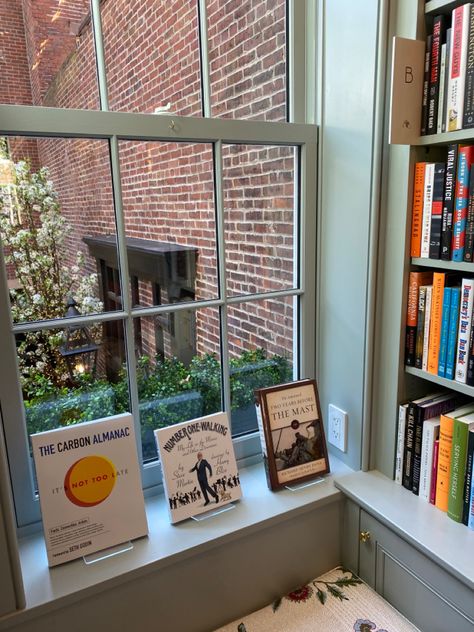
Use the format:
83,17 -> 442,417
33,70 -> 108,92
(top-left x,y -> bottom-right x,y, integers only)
154,412 -> 242,524
255,379 -> 330,491
31,413 -> 148,567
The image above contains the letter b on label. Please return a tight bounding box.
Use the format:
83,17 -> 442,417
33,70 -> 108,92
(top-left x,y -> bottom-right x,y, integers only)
405,66 -> 413,84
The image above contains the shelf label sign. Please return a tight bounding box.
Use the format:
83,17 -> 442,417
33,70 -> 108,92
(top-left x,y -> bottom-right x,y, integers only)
390,37 -> 425,145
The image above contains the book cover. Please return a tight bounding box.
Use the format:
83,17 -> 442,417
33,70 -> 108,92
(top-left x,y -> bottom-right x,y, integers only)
422,285 -> 433,371
463,5 -> 474,128
463,163 -> 474,261
436,403 -> 474,511
411,162 -> 428,257
447,413 -> 474,522
421,34 -> 432,136
412,393 -> 459,495
154,412 -> 241,524
455,278 -> 474,383
452,145 -> 474,261
415,285 -> 428,369
395,403 -> 408,485
430,438 -> 440,504
466,316 -> 474,386
427,15 -> 446,134
427,271 -> 447,374
255,379 -> 330,491
428,163 -> 446,258
30,413 -> 148,567
441,28 -> 452,133
446,286 -> 461,380
421,163 -> 435,258
440,144 -> 458,260
462,428 -> 474,523
436,42 -> 447,134
447,5 -> 471,132
405,271 -> 433,366
437,287 -> 452,378
419,417 -> 441,502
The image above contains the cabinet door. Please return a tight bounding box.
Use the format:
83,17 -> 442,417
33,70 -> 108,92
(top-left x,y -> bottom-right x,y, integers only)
359,510 -> 474,632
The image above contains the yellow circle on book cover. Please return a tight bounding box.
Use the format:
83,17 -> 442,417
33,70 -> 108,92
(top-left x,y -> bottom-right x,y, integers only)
64,455 -> 117,507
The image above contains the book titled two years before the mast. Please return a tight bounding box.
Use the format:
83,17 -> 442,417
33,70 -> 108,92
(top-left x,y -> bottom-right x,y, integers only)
255,379 -> 330,491
31,413 -> 148,567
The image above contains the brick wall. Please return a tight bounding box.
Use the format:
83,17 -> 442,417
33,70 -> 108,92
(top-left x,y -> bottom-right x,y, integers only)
1,0 -> 294,366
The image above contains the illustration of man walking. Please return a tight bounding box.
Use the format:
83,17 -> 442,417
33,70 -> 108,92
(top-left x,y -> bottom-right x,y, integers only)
189,452 -> 219,506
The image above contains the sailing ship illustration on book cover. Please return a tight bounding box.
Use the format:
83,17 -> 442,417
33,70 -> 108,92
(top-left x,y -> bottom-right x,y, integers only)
155,411 -> 241,523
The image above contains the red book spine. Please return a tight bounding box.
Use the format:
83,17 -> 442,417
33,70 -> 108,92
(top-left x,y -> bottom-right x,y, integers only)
430,439 -> 440,504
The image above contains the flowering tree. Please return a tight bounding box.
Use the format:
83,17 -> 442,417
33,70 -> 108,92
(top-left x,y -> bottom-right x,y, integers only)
0,159 -> 102,393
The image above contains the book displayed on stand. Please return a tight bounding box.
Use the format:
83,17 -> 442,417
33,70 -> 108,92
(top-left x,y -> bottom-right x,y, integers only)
154,412 -> 241,524
254,379 -> 330,491
31,413 -> 148,567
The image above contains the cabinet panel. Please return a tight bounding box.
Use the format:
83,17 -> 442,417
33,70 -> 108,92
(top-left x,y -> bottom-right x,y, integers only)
359,510 -> 474,631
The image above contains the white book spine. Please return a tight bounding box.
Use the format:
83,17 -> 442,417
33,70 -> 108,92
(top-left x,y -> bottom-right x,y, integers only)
437,43 -> 447,134
447,4 -> 471,132
455,278 -> 474,383
422,286 -> 433,371
419,419 -> 440,501
420,163 -> 434,258
395,404 -> 407,484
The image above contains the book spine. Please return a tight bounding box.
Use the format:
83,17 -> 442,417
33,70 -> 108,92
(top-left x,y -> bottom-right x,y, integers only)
423,286 -> 433,372
421,35 -> 432,136
452,145 -> 474,261
430,439 -> 440,504
455,278 -> 474,383
420,422 -> 439,501
440,144 -> 458,260
395,404 -> 407,484
462,430 -> 474,523
411,163 -> 427,258
469,460 -> 474,529
438,287 -> 452,377
421,163 -> 435,258
447,419 -> 472,522
405,271 -> 432,366
463,163 -> 474,261
466,317 -> 474,386
429,163 -> 446,258
446,287 -> 461,380
428,15 -> 446,134
415,286 -> 427,369
437,43 -> 447,134
436,414 -> 455,511
447,5 -> 470,132
412,415 -> 424,495
402,403 -> 416,490
463,5 -> 474,128
442,29 -> 452,133
427,271 -> 446,374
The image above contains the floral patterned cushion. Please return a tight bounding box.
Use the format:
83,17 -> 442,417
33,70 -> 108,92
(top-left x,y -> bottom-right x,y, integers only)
214,567 -> 419,632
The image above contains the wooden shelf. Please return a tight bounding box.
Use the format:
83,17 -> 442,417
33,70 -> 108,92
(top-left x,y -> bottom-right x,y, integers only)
425,0 -> 466,16
406,365 -> 474,397
411,258 -> 474,272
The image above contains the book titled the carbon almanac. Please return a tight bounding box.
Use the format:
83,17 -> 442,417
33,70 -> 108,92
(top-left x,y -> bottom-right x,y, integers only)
255,379 -> 330,491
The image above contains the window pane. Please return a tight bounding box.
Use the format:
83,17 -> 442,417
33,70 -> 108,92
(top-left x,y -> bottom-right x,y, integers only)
227,296 -> 295,436
208,0 -> 287,120
119,141 -> 218,306
0,1 -> 100,109
102,0 -> 202,115
223,144 -> 297,297
0,137 -> 120,324
17,320 -> 129,439
134,307 -> 222,462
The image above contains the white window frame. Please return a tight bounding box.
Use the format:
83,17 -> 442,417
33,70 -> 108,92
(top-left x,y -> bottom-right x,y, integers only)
0,0 -> 317,530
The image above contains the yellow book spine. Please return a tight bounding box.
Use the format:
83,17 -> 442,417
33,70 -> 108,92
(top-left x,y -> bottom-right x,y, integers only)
427,272 -> 445,374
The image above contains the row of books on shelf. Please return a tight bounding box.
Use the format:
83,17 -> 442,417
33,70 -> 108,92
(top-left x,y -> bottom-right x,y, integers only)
395,393 -> 474,529
411,145 -> 474,262
421,4 -> 474,135
406,272 -> 474,384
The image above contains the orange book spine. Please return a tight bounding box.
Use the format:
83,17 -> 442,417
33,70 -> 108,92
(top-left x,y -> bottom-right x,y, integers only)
427,271 -> 445,374
410,162 -> 427,257
435,413 -> 454,511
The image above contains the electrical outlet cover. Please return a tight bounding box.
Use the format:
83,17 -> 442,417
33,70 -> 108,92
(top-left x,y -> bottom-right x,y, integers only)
328,404 -> 348,452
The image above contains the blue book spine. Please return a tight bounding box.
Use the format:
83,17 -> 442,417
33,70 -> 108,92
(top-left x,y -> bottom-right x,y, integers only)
438,287 -> 452,377
446,287 -> 461,380
452,149 -> 472,261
